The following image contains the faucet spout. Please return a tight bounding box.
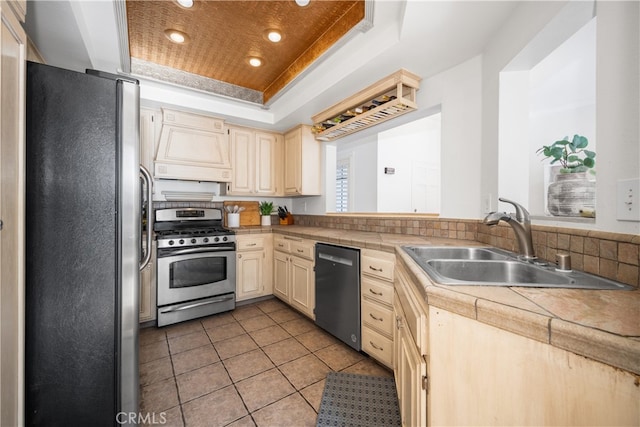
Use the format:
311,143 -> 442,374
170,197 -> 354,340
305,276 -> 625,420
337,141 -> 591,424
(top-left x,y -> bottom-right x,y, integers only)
483,198 -> 536,260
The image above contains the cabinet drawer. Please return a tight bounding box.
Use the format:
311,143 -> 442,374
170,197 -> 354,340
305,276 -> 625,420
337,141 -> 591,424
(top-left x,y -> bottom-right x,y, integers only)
290,241 -> 314,260
362,327 -> 393,367
361,250 -> 395,282
237,236 -> 265,251
361,276 -> 393,306
362,299 -> 393,337
273,237 -> 290,252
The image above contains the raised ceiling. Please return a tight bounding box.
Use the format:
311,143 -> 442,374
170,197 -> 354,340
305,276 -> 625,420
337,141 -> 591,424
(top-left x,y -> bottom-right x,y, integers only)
126,0 -> 365,104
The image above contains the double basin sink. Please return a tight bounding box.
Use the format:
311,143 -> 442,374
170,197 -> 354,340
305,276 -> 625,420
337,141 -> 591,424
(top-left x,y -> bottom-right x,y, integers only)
403,246 -> 634,290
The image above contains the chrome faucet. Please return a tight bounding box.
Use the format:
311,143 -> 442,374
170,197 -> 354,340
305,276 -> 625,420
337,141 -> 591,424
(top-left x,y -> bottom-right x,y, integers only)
483,197 -> 536,260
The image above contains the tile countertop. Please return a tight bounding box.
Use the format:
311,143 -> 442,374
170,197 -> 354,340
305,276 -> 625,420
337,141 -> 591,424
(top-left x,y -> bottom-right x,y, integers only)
234,225 -> 640,375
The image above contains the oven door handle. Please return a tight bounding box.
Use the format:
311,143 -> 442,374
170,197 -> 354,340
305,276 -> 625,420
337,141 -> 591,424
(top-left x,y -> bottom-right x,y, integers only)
160,246 -> 235,257
159,295 -> 235,313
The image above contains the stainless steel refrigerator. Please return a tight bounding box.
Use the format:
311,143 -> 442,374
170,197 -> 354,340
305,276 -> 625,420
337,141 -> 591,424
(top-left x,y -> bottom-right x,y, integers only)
25,61 -> 149,425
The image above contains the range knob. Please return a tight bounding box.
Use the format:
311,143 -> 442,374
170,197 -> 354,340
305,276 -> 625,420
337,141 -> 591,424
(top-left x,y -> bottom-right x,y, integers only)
191,238 -> 197,244
168,240 -> 175,246
179,239 -> 184,245
214,237 -> 220,242
203,237 -> 209,243
222,236 -> 228,241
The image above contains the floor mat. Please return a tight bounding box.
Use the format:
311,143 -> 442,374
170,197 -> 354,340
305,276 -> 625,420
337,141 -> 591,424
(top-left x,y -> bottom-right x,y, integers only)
316,372 -> 401,427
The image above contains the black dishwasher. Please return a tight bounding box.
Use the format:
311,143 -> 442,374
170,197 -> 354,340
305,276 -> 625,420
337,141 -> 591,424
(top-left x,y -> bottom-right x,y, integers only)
315,243 -> 361,351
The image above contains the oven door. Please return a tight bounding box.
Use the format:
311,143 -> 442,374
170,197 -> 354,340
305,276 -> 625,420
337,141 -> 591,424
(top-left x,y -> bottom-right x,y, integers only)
157,247 -> 236,307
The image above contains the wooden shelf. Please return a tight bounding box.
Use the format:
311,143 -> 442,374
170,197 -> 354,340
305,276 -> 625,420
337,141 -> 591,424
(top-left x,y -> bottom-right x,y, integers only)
311,69 -> 421,141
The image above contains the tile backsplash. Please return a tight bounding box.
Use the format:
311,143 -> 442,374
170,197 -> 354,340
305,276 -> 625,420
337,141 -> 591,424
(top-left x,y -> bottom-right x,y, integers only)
295,214 -> 639,288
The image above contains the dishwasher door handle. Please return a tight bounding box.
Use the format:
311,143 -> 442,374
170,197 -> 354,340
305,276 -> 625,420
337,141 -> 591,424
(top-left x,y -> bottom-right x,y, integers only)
318,252 -> 354,266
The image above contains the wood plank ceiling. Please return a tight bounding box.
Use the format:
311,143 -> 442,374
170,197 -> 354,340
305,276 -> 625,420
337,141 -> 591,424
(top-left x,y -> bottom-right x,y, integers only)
126,0 -> 364,104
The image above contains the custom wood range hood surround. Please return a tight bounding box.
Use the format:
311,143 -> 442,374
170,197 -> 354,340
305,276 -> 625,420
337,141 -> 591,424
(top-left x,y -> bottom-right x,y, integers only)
154,108 -> 232,182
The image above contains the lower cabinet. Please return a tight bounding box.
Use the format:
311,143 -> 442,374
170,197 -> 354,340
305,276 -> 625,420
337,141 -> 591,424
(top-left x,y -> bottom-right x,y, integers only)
139,239 -> 157,323
236,234 -> 273,301
273,236 -> 315,319
394,262 -> 428,427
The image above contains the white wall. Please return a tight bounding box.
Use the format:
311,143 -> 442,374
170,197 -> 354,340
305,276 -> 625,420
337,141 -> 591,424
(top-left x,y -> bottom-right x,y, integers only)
483,0 -> 639,234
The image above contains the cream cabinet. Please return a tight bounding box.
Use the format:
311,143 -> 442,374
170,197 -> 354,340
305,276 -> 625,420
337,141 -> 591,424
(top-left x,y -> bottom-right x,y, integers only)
227,126 -> 282,196
360,249 -> 396,368
236,234 -> 273,301
272,236 -> 315,318
139,239 -> 157,323
154,108 -> 231,182
428,307 -> 639,426
393,263 -> 428,427
1,2 -> 26,425
140,107 -> 160,172
283,125 -> 321,196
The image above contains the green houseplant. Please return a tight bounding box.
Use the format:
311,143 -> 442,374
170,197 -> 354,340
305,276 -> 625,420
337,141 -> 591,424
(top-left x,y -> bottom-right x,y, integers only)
537,134 -> 596,217
259,201 -> 274,226
536,134 -> 596,174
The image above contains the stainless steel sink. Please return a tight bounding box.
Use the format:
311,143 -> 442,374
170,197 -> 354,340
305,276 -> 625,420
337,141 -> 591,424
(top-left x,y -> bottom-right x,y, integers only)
403,246 -> 513,261
403,246 -> 634,290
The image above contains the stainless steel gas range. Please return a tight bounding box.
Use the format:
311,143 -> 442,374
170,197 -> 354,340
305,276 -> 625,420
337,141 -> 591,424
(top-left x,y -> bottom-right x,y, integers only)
154,208 -> 236,327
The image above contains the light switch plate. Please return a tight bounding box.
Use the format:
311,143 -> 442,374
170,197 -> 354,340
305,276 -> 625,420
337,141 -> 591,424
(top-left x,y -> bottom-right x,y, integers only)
617,178 -> 640,221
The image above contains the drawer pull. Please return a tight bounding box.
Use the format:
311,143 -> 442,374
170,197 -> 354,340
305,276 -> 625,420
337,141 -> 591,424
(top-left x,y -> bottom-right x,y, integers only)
370,341 -> 384,351
369,265 -> 383,272
369,313 -> 383,322
368,288 -> 383,296
247,243 -> 257,247
297,249 -> 304,253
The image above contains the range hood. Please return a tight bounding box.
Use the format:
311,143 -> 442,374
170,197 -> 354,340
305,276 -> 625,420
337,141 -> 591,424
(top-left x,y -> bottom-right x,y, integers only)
154,108 -> 232,182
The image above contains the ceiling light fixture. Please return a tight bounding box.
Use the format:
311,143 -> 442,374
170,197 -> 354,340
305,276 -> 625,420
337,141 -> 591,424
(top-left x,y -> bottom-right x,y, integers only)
295,0 -> 310,6
267,30 -> 282,43
248,57 -> 263,67
164,29 -> 190,44
175,0 -> 194,8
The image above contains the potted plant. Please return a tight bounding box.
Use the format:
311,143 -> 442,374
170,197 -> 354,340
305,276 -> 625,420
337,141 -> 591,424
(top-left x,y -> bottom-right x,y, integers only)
258,201 -> 274,226
537,134 -> 596,217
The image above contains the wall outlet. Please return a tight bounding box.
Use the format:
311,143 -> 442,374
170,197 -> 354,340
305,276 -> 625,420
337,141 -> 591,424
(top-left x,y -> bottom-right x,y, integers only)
617,178 -> 640,221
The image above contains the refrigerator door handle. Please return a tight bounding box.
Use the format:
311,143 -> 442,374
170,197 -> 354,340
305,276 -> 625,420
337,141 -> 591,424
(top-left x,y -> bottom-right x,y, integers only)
140,165 -> 153,270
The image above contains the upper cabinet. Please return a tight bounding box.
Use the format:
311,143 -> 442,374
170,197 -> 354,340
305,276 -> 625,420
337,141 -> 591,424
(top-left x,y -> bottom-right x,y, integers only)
227,126 -> 283,196
154,108 -> 232,182
284,125 -> 321,196
311,69 -> 421,142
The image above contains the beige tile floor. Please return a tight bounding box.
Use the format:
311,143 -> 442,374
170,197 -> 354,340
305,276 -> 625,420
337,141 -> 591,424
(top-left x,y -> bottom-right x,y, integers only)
139,298 -> 392,427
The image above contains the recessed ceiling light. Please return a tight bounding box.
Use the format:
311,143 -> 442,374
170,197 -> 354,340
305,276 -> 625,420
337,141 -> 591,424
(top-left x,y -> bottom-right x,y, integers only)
295,0 -> 310,6
248,57 -> 263,67
267,30 -> 282,43
164,29 -> 190,44
175,0 -> 194,8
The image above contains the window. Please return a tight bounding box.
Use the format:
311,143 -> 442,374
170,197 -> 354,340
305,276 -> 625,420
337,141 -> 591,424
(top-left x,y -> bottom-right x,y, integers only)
336,158 -> 350,212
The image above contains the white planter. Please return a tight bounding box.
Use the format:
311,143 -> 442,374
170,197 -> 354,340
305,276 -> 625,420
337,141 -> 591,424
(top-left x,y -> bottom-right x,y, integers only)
261,215 -> 271,226
547,172 -> 595,217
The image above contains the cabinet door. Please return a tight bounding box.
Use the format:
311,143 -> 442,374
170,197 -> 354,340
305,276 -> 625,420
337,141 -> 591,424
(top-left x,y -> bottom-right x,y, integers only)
229,127 -> 254,194
236,250 -> 264,301
139,240 -> 157,322
398,325 -> 427,427
140,108 -> 159,173
273,250 -> 289,301
290,255 -> 315,318
284,127 -> 301,194
255,131 -> 278,195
